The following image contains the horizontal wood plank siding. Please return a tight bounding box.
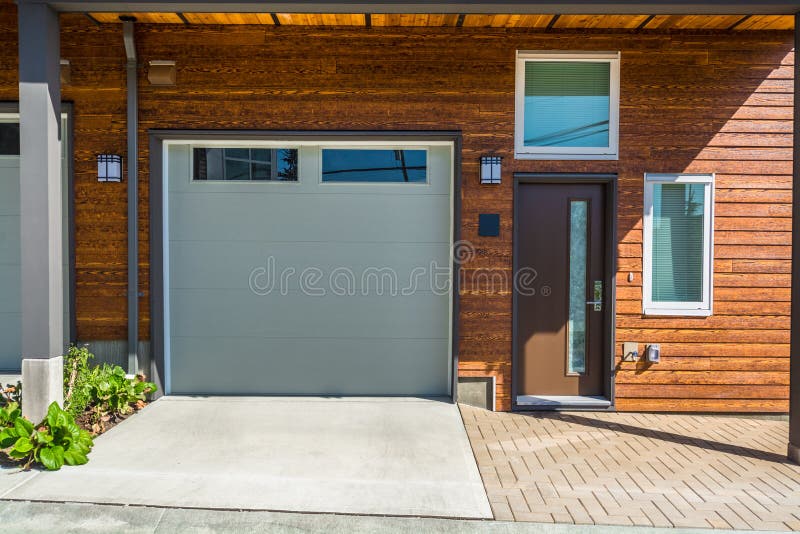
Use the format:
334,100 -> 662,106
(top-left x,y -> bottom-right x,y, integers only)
0,0 -> 792,411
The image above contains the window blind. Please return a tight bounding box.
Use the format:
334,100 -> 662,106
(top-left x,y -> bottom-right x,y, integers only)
651,183 -> 705,302
523,61 -> 611,148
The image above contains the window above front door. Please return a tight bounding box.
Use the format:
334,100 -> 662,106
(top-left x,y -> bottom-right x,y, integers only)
514,51 -> 620,160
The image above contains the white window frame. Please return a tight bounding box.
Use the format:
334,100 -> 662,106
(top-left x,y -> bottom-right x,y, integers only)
515,51 -> 620,160
643,173 -> 715,317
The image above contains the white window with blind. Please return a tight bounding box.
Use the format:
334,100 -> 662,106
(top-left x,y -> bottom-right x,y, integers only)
515,51 -> 620,160
643,173 -> 715,316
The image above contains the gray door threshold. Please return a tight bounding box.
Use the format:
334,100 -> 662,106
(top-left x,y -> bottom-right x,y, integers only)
516,395 -> 611,408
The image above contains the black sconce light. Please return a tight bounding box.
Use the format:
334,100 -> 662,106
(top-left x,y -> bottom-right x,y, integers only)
480,155 -> 502,184
97,154 -> 123,182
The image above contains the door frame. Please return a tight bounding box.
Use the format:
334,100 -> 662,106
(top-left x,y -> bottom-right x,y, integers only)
512,173 -> 617,411
149,130 -> 462,400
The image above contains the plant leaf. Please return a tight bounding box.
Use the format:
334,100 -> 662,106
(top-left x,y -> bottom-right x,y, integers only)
14,417 -> 33,437
13,436 -> 33,453
39,446 -> 64,471
0,429 -> 17,448
63,448 -> 88,466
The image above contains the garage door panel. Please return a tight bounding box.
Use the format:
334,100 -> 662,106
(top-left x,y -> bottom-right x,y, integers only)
169,193 -> 450,244
169,336 -> 449,396
0,265 -> 21,313
0,314 -> 21,371
0,215 -> 20,263
170,241 -> 450,290
170,289 -> 449,340
0,161 -> 20,215
167,141 -> 452,396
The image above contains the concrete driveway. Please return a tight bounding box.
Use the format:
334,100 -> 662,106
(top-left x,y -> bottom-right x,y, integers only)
0,396 -> 491,519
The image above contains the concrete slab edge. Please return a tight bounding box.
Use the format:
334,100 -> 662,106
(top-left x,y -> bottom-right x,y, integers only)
0,500 -> 790,534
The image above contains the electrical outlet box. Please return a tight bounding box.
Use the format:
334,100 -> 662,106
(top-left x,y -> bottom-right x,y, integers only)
646,344 -> 661,363
622,342 -> 639,362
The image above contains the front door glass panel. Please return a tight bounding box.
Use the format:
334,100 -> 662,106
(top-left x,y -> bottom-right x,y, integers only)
567,200 -> 588,375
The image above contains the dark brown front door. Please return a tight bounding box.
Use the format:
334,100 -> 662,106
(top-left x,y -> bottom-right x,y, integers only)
515,182 -> 606,398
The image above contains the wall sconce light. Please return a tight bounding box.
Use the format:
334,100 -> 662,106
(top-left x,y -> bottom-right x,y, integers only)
97,154 -> 123,182
148,60 -> 176,86
480,155 -> 502,184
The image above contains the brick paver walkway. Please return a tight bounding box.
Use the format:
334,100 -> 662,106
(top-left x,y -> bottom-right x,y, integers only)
461,405 -> 800,530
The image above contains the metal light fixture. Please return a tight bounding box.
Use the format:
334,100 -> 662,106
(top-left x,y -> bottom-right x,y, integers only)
97,154 -> 123,182
480,155 -> 502,184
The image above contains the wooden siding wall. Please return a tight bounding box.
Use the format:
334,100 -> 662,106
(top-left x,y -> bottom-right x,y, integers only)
0,3 -> 793,412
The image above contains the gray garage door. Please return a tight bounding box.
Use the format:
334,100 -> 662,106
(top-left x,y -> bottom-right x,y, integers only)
166,142 -> 453,395
0,117 -> 70,371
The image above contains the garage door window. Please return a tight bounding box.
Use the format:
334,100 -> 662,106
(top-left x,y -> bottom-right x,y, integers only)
193,147 -> 298,181
322,149 -> 427,183
0,121 -> 20,156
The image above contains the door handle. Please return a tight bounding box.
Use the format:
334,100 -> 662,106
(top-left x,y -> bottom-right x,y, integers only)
588,280 -> 603,311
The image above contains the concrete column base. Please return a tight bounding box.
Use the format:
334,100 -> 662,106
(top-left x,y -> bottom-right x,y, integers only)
21,356 -> 63,423
790,443 -> 800,465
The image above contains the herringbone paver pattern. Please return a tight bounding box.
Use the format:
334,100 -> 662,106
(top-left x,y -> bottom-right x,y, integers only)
461,405 -> 800,530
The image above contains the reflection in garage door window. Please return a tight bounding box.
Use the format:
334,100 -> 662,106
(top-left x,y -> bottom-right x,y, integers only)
193,147 -> 298,181
322,149 -> 427,183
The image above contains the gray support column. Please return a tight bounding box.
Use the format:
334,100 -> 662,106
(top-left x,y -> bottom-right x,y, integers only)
18,2 -> 64,423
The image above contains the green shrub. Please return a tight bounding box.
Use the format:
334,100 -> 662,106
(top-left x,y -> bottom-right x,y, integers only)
62,346 -> 157,426
63,345 -> 93,418
0,401 -> 93,471
87,364 -> 157,422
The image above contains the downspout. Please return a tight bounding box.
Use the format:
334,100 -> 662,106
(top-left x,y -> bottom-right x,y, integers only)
122,17 -> 139,375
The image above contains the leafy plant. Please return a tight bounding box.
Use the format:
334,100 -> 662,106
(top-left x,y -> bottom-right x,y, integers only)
0,402 -> 93,471
0,401 -> 21,427
63,345 -> 94,418
87,364 -> 156,422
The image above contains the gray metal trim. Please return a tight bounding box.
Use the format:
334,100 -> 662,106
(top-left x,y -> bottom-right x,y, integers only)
789,12 -> 800,461
511,173 -> 618,413
124,20 -> 139,375
148,133 -> 165,398
64,102 -> 76,344
26,0 -> 800,15
148,129 -> 462,402
451,135 -> 462,403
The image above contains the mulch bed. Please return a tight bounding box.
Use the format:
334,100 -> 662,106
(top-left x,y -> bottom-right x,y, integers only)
74,400 -> 148,436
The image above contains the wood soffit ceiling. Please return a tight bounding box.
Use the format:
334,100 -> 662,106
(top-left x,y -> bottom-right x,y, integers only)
83,13 -> 795,30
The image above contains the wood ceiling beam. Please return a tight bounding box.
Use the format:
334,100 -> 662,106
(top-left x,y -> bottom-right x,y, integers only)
636,14 -> 656,29
727,14 -> 752,30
